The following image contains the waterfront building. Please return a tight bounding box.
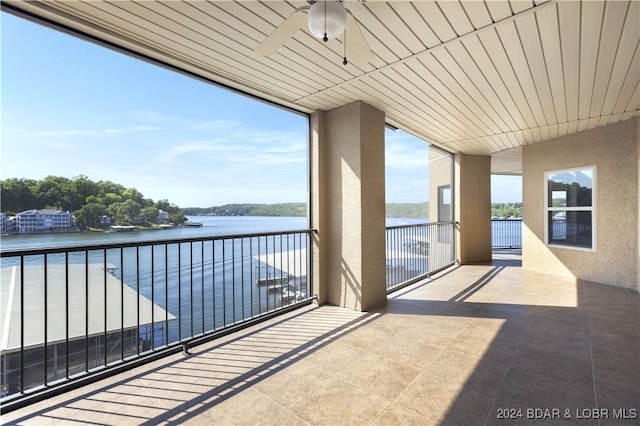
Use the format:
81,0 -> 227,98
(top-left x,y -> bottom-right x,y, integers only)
98,215 -> 112,226
15,210 -> 72,233
157,209 -> 170,223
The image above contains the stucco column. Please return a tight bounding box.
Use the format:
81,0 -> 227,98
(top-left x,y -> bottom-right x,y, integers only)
637,117 -> 640,292
310,101 -> 387,311
454,153 -> 492,263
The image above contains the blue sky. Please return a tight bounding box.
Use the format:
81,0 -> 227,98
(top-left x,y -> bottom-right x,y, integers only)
1,13 -> 521,207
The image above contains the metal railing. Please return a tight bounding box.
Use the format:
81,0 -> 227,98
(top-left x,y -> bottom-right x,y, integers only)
385,221 -> 456,292
0,229 -> 314,411
491,219 -> 522,249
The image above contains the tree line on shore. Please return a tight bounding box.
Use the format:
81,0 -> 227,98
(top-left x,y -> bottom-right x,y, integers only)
491,203 -> 522,218
184,202 -> 522,218
182,202 -> 433,218
1,176 -> 186,229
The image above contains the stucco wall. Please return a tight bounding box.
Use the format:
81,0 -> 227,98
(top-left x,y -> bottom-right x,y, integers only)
454,153 -> 492,263
311,102 -> 387,311
523,117 -> 639,290
428,146 -> 453,222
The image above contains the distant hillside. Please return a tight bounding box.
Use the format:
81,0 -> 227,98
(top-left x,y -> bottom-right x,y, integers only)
183,203 -> 306,217
184,202 -> 431,219
386,202 -> 429,218
184,201 -> 522,219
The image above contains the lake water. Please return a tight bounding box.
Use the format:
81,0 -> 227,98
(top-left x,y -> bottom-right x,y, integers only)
0,216 -> 308,250
0,216 -> 428,250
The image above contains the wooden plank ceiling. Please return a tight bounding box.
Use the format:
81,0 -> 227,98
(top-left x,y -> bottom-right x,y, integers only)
5,0 -> 640,174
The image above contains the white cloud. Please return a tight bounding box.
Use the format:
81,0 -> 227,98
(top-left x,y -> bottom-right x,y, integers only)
37,125 -> 161,137
385,132 -> 430,170
102,125 -> 161,134
37,129 -> 102,137
191,119 -> 242,131
128,109 -> 179,123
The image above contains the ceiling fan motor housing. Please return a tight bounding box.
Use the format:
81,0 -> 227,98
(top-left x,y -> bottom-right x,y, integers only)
307,1 -> 347,40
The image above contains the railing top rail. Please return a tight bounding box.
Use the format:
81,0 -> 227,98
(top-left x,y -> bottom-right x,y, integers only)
385,221 -> 456,230
0,228 -> 317,257
491,218 -> 522,221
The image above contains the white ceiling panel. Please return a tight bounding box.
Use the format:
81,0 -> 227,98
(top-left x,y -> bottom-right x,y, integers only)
3,0 -> 639,175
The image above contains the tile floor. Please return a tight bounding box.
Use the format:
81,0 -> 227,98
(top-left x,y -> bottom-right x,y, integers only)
2,251 -> 639,425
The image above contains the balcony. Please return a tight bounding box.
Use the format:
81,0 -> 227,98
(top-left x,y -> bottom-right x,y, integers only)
2,249 -> 638,425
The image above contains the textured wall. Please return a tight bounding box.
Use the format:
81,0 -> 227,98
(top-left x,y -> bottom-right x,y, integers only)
311,102 -> 387,310
429,146 -> 453,222
523,117 -> 639,289
455,154 -> 492,263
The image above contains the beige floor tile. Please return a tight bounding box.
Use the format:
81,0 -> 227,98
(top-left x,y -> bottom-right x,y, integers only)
251,356 -> 332,407
287,377 -> 389,425
335,352 -> 421,400
489,369 -> 597,417
393,370 -> 469,423
179,388 -> 287,425
371,333 -> 444,370
372,401 -> 435,426
510,344 -> 595,391
261,408 -> 310,425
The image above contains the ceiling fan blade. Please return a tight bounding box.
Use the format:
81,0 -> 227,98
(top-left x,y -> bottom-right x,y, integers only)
255,8 -> 308,56
345,12 -> 373,67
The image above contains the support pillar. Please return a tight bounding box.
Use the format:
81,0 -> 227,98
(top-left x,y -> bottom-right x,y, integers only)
455,153 -> 492,263
311,101 -> 387,311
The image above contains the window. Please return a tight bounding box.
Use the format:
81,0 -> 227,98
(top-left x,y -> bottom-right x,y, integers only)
545,167 -> 596,250
437,185 -> 451,222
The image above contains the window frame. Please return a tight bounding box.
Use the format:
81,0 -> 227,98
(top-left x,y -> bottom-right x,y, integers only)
544,165 -> 597,251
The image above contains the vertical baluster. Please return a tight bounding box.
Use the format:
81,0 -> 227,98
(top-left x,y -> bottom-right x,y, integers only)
404,226 -> 408,283
85,251 -> 89,370
241,238 -> 245,320
103,250 -> 107,367
420,224 -> 425,275
41,254 -> 47,386
19,256 -> 24,394
64,252 -> 70,377
178,243 -> 182,341
189,242 -> 194,339
150,245 -> 155,351
272,235 -> 276,309
390,228 -> 394,288
164,244 -> 169,346
136,247 -> 140,356
274,234 -> 285,306
249,237 -> 254,318
222,238 -> 226,326
292,233 -> 297,301
212,239 -> 216,331
201,241 -> 205,335
258,236 -> 262,315
232,238 -> 236,323
119,247 -> 124,361
388,228 -> 391,288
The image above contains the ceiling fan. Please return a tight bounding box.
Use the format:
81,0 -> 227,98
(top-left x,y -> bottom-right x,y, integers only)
255,0 -> 374,66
